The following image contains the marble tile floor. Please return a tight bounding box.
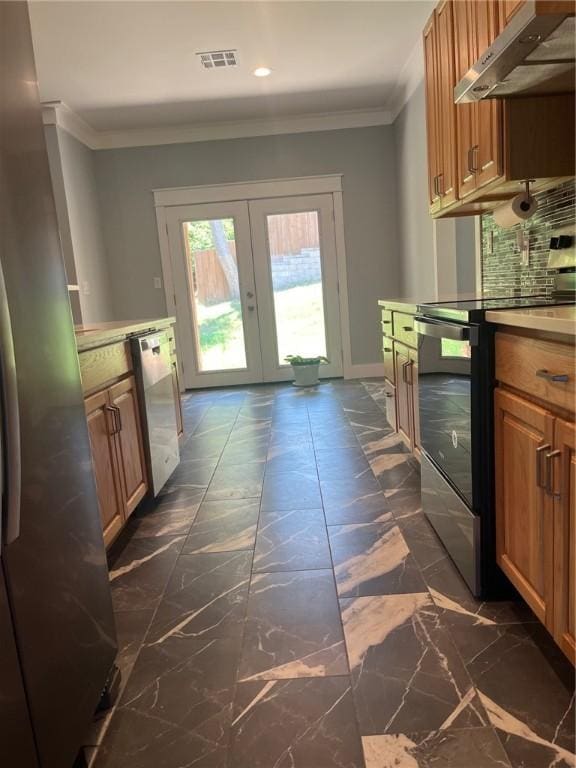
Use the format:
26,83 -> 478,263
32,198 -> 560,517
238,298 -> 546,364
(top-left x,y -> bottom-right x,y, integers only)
88,379 -> 575,768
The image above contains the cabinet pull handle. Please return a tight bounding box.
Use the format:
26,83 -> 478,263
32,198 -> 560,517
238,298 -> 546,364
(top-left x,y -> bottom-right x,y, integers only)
437,173 -> 444,196
105,405 -> 119,435
536,443 -> 551,488
406,360 -> 414,386
402,360 -> 414,385
545,449 -> 562,496
433,175 -> 439,198
536,369 -> 569,383
401,361 -> 409,384
114,405 -> 123,433
383,346 -> 392,352
468,145 -> 479,174
402,326 -> 413,333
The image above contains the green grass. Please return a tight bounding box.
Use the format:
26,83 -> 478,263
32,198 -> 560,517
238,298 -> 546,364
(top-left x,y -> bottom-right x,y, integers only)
195,283 -> 327,371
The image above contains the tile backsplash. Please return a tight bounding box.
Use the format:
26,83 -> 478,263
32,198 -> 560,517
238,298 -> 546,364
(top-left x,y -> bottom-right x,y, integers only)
481,179 -> 576,297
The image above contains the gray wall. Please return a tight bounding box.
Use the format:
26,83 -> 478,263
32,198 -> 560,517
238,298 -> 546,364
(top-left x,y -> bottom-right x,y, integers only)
393,81 -> 478,298
94,125 -> 400,365
393,81 -> 435,297
46,127 -> 113,323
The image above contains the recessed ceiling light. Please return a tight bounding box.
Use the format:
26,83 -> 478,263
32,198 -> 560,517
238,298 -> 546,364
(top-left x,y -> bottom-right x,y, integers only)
253,67 -> 272,78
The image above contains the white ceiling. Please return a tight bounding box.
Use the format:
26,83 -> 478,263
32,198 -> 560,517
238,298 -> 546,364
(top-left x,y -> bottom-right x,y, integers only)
29,0 -> 434,133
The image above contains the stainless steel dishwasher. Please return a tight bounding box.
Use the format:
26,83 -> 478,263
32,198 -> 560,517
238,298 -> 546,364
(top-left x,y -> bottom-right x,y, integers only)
132,331 -> 180,496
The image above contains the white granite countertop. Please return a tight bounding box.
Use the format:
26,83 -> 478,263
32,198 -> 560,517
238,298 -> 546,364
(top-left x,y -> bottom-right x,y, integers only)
486,306 -> 576,336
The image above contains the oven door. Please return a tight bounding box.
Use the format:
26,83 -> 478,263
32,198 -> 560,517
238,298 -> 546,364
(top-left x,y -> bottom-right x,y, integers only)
414,317 -> 478,507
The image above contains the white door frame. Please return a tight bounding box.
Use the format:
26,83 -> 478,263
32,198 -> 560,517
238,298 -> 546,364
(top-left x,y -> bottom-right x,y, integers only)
154,175 -> 353,386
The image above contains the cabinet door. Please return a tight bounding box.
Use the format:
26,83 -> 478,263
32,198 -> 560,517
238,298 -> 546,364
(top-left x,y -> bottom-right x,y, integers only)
382,337 -> 395,383
499,0 -> 525,26
495,388 -> 555,626
394,342 -> 413,451
473,0 -> 502,190
408,347 -> 421,454
436,0 -> 458,208
85,390 -> 124,546
552,418 -> 576,664
423,13 -> 441,212
109,376 -> 148,518
453,0 -> 477,199
171,359 -> 184,438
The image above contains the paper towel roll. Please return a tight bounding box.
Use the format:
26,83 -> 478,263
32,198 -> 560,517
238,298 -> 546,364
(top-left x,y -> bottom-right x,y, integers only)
493,193 -> 538,228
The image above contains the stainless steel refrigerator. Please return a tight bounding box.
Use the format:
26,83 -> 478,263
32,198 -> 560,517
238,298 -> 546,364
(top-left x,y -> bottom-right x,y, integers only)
0,3 -> 117,767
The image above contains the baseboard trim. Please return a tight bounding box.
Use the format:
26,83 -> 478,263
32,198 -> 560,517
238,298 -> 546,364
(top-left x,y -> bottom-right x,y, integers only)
345,362 -> 384,380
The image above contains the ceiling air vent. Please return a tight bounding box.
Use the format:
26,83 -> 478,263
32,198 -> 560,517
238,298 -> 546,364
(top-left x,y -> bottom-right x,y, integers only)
197,50 -> 238,70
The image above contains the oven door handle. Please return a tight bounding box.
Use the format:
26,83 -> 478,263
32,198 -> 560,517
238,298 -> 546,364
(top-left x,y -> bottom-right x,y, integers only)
414,318 -> 477,344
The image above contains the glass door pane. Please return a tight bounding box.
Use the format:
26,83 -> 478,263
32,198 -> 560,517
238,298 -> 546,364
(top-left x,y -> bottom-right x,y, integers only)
265,210 -> 328,365
183,218 -> 248,372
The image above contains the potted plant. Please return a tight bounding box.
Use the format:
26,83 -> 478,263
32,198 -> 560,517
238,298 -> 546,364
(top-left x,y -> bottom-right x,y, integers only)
285,355 -> 329,387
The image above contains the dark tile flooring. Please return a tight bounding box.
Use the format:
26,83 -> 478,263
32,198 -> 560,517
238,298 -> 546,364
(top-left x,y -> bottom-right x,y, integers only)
89,379 -> 575,768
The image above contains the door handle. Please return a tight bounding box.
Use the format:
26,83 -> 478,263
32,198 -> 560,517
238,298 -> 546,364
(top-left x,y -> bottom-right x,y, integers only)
536,443 -> 551,489
545,449 -> 561,496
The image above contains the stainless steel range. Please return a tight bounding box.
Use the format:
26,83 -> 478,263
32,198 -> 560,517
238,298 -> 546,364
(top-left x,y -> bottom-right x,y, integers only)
415,295 -> 574,598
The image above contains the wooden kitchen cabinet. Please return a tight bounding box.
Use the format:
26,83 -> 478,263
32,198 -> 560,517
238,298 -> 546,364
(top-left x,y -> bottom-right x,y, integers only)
423,1 -> 458,213
423,0 -> 575,218
499,0 -> 525,25
495,388 -> 555,627
109,376 -> 148,518
453,0 -> 502,200
409,347 -> 421,453
380,301 -> 420,457
395,342 -> 414,450
85,377 -> 148,545
494,329 -> 575,664
85,390 -> 125,547
552,418 -> 576,663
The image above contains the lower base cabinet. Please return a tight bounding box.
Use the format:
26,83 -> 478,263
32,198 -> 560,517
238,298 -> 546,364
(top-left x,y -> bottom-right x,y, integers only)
85,375 -> 148,547
495,387 -> 575,663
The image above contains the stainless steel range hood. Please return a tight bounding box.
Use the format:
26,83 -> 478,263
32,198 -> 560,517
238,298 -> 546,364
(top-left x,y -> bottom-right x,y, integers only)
454,0 -> 575,104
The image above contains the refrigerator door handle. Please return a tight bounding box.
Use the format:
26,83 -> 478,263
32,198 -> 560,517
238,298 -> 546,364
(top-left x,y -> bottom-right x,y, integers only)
0,262 -> 21,546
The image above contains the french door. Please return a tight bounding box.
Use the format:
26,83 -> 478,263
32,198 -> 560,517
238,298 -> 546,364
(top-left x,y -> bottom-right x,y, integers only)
165,194 -> 343,388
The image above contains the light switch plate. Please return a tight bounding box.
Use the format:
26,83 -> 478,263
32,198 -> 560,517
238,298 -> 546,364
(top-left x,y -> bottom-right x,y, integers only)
153,277 -> 162,289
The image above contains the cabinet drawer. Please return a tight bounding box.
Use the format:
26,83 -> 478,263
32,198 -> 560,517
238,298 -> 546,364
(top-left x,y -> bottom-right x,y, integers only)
79,341 -> 132,395
382,339 -> 395,383
496,332 -> 575,412
381,309 -> 393,334
393,312 -> 417,348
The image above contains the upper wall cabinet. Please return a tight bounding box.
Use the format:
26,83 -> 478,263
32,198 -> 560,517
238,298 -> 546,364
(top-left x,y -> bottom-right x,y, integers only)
424,1 -> 458,214
423,0 -> 575,218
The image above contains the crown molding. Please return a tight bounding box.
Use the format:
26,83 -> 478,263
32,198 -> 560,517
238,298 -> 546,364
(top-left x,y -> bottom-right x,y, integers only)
42,101 -> 100,149
388,38 -> 425,122
41,103 -> 393,151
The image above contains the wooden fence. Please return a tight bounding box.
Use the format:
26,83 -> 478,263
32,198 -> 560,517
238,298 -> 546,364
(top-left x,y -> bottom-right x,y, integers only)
191,212 -> 320,305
